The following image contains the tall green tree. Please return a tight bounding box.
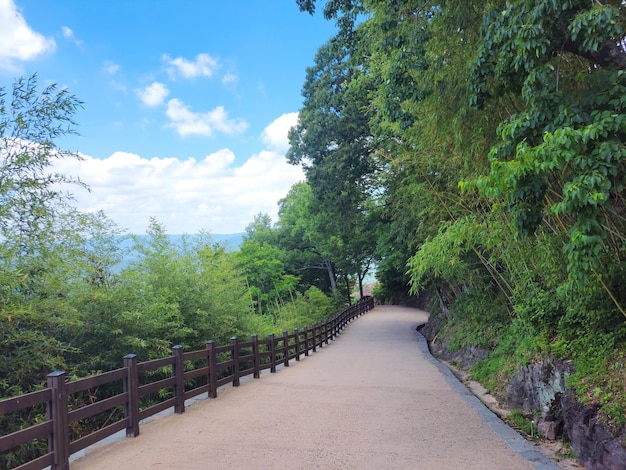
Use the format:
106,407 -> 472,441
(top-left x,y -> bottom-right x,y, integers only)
0,75 -> 85,299
287,32 -> 380,299
1,75 -> 85,396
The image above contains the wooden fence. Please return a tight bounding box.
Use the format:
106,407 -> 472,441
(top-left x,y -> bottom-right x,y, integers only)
0,296 -> 374,470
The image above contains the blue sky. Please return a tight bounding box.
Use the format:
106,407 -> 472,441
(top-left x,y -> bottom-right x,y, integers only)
0,0 -> 336,233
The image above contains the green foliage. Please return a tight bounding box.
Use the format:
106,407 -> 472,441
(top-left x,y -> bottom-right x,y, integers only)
564,337 -> 626,430
0,305 -> 76,397
442,288 -> 511,352
272,286 -> 339,332
407,218 -> 478,294
469,1 -> 626,290
275,182 -> 335,292
506,409 -> 541,440
237,228 -> 299,317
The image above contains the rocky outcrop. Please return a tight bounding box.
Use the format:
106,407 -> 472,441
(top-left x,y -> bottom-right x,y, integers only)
429,340 -> 490,369
561,393 -> 626,470
506,358 -> 570,441
505,357 -> 626,469
506,358 -> 571,413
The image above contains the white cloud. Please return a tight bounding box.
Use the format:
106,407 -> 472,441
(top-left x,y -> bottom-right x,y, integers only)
136,82 -> 170,107
104,61 -> 120,75
165,98 -> 248,137
61,25 -> 82,45
0,0 -> 56,71
222,71 -> 238,85
163,52 -> 218,79
261,112 -> 298,151
51,114 -> 304,234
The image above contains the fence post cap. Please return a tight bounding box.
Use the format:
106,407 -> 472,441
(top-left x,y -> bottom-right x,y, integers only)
123,353 -> 138,359
172,344 -> 183,351
47,370 -> 66,378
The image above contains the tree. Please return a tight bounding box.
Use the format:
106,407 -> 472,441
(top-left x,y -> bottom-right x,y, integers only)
1,75 -> 85,395
287,33 -> 380,300
0,75 -> 85,271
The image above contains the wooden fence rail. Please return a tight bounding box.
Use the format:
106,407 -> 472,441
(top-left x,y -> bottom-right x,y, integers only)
0,296 -> 374,470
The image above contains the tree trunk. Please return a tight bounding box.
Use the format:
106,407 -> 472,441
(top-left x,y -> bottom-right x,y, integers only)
325,259 -> 337,291
358,272 -> 364,299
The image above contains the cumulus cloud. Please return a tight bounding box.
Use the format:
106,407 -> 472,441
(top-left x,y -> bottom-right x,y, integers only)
261,112 -> 298,151
136,82 -> 170,107
165,98 -> 248,137
163,52 -> 218,79
0,0 -> 56,71
52,114 -> 305,234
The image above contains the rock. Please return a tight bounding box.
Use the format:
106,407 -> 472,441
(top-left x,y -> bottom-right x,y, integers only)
562,393 -> 626,470
538,419 -> 560,441
428,338 -> 489,369
506,358 -> 570,412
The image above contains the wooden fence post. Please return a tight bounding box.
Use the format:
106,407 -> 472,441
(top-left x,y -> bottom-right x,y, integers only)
173,345 -> 185,414
269,333 -> 276,373
324,320 -> 330,345
123,354 -> 140,437
303,326 -> 309,357
47,370 -> 69,470
283,331 -> 290,367
294,328 -> 300,362
231,337 -> 240,387
207,340 -> 217,398
252,334 -> 260,378
312,324 -> 317,352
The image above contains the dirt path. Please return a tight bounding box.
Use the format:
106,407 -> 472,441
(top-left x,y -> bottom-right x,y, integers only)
71,305 -> 558,469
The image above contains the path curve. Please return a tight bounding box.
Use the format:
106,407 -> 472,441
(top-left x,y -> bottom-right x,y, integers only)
72,305 -> 557,469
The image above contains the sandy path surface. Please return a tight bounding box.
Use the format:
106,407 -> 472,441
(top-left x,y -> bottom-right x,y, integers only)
71,305 -> 557,469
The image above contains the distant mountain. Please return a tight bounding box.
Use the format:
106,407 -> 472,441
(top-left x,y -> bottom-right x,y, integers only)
110,233 -> 246,272
207,233 -> 246,250
121,233 -> 245,251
